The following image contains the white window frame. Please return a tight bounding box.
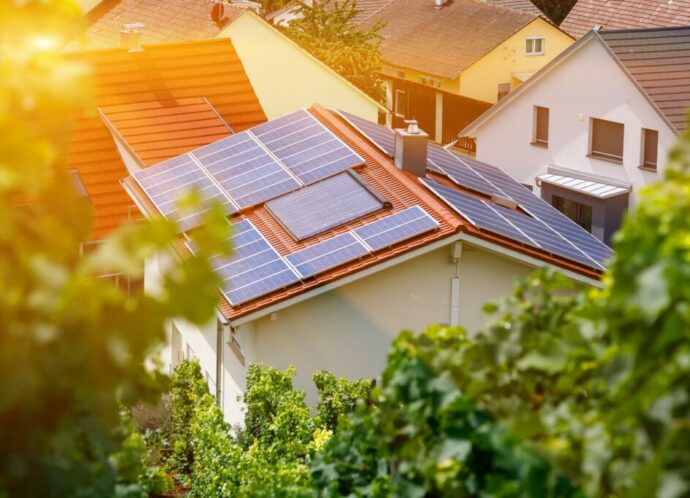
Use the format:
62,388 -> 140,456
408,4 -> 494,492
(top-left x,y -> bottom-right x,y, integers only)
394,89 -> 407,118
526,36 -> 545,56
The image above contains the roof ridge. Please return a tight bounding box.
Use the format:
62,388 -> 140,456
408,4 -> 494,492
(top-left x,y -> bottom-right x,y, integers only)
65,34 -> 234,56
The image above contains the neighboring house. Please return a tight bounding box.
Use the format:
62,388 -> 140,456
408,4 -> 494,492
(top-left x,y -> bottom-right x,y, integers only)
461,27 -> 689,245
561,0 -> 690,38
71,0 -> 385,122
66,38 -> 265,248
122,105 -> 611,424
356,0 -> 574,145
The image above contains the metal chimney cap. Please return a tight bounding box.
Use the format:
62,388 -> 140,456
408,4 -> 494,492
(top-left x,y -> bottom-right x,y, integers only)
405,119 -> 420,134
121,22 -> 145,33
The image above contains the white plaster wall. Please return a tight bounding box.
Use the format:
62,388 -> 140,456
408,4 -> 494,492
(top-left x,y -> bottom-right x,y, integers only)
237,243 -> 532,407
473,38 -> 677,207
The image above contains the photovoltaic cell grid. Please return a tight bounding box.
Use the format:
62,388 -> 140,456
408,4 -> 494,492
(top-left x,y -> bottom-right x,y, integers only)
191,132 -> 301,208
354,206 -> 439,252
421,179 -> 603,270
252,109 -> 364,185
427,144 -> 507,198
454,153 -> 613,266
267,172 -> 384,240
186,219 -> 301,306
133,154 -> 237,232
337,109 -> 395,157
286,232 -> 370,278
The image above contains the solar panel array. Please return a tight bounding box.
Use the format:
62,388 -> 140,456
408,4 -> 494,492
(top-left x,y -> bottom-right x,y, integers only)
133,155 -> 237,232
135,109 -> 365,231
286,232 -> 370,278
252,110 -> 364,185
336,112 -> 611,269
186,219 -> 301,306
191,132 -> 300,208
337,110 -> 395,157
450,153 -> 613,266
353,206 -> 439,251
188,205 -> 439,306
266,171 -> 384,240
421,179 -> 605,270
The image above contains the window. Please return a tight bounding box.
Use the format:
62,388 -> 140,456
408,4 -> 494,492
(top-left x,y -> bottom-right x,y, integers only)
641,128 -> 658,170
590,118 -> 624,163
532,106 -> 549,147
526,37 -> 545,55
552,195 -> 593,232
394,89 -> 407,117
497,83 -> 511,101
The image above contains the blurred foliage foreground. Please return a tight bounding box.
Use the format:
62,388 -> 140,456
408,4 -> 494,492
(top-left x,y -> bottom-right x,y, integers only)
2,0 -> 690,497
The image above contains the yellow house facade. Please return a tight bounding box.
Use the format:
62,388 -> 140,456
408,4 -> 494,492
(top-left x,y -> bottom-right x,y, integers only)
218,11 -> 384,122
362,0 -> 574,144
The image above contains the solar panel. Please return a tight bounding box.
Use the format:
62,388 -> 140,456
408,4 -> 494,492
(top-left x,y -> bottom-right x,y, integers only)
266,172 -> 385,240
421,180 -> 534,246
453,153 -> 612,267
191,132 -> 301,208
422,178 -> 604,270
427,144 -> 506,197
286,232 -> 370,279
188,219 -> 301,306
251,109 -> 364,185
354,206 -> 439,251
492,205 -> 602,269
337,110 -> 395,157
133,154 -> 237,232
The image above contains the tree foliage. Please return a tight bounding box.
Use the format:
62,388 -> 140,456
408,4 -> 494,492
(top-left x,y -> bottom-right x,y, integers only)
311,328 -> 582,497
282,0 -> 386,101
530,0 -> 578,25
0,1 -> 231,496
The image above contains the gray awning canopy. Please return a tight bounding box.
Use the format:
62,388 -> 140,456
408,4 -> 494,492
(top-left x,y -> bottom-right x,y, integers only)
537,173 -> 631,199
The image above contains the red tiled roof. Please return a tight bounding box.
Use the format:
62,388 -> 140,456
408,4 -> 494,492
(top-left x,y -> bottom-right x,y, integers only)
600,26 -> 690,132
99,98 -> 233,166
66,38 -> 266,240
123,105 -> 602,321
359,0 -> 540,79
71,0 -> 249,50
561,0 -> 690,39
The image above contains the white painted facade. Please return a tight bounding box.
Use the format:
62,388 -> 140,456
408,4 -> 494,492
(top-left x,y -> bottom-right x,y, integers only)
152,235 -> 600,426
465,35 -> 677,208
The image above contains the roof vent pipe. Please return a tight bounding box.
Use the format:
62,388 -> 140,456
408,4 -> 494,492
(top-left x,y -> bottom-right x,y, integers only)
394,120 -> 429,177
434,0 -> 448,7
120,23 -> 144,52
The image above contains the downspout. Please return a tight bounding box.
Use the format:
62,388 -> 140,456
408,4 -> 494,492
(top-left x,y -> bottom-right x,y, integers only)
450,241 -> 462,326
215,318 -> 228,406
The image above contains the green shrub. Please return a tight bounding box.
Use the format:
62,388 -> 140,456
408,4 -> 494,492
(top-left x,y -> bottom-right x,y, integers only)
168,360 -> 209,477
313,371 -> 372,432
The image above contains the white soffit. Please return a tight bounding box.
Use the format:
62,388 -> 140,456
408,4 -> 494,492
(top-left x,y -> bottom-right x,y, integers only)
537,173 -> 631,199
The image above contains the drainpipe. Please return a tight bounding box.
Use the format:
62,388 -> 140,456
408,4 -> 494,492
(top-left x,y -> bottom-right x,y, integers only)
215,318 -> 228,406
449,241 -> 462,326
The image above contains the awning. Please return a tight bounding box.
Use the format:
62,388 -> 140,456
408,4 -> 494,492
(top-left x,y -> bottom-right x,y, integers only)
536,173 -> 631,199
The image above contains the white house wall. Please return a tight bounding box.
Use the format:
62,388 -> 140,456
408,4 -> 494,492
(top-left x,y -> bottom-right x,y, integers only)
231,243 -> 532,409
473,37 -> 676,207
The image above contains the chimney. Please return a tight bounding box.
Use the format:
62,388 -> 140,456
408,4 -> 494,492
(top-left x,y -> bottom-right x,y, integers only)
120,23 -> 144,52
394,120 -> 429,177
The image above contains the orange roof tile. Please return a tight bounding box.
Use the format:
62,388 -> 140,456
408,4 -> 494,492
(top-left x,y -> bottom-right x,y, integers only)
99,98 -> 233,166
66,38 -> 266,240
123,105 -> 602,322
